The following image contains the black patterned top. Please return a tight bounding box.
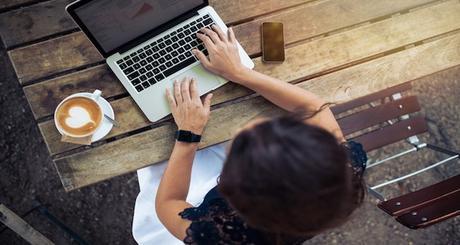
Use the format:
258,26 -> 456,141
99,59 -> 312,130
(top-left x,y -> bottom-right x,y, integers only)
179,141 -> 367,245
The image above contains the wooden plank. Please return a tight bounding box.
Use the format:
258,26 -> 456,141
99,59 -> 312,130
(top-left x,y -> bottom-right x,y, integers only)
8,32 -> 103,83
39,0 -> 460,155
11,0 -> 438,83
235,0 -> 436,55
54,30 -> 460,190
337,96 -> 421,136
0,0 -> 37,10
23,65 -> 125,119
0,204 -> 54,245
0,0 -> 75,48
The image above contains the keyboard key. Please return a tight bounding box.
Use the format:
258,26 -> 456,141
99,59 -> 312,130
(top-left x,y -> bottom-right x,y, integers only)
171,31 -> 177,36
120,63 -> 127,70
135,85 -> 143,92
190,41 -> 198,47
190,21 -> 196,25
160,50 -> 166,56
203,18 -> 213,25
148,78 -> 156,85
147,57 -> 154,62
153,68 -> 160,74
153,53 -> 160,59
133,56 -> 140,62
130,53 -> 137,57
153,61 -> 159,67
165,39 -> 172,45
134,64 -> 141,69
139,68 -> 146,74
159,57 -> 166,63
142,81 -> 150,88
184,44 -> 191,50
155,73 -> 165,81
177,27 -> 183,32
178,33 -> 185,38
144,45 -> 150,49
197,17 -> 203,22
178,54 -> 186,60
203,49 -> 209,56
165,54 -> 172,60
185,51 -> 192,57
178,47 -> 185,54
159,65 -> 166,70
184,24 -> 190,29
166,46 -> 173,52
197,23 -> 204,28
172,43 -> 179,49
172,58 -> 179,64
140,60 -> 147,66
163,57 -> 196,77
191,26 -> 198,32
146,49 -> 153,55
123,56 -> 130,61
179,40 -> 186,46
146,72 -> 154,78
132,78 -> 141,85
164,34 -> 170,39
140,75 -> 147,81
159,43 -> 166,48
128,71 -> 140,80
153,46 -> 159,52
171,51 -> 178,57
123,67 -> 134,75
184,29 -> 191,35
172,36 -> 179,42
126,60 -> 134,66
140,53 -> 146,59
185,36 -> 192,42
137,49 -> 143,54
146,64 -> 153,70
166,61 -> 173,67
116,60 -> 123,64
157,37 -> 163,43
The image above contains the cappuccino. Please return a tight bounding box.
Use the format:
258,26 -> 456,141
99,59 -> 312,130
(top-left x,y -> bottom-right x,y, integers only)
56,96 -> 102,137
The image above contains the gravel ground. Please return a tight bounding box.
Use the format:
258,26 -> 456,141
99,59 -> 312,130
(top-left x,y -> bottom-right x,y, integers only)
1,40 -> 459,244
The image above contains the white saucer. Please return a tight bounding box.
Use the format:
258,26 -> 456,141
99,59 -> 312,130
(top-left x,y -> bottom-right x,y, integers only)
59,92 -> 114,142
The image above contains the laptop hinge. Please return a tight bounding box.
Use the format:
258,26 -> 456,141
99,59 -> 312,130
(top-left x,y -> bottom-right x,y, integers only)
118,11 -> 200,55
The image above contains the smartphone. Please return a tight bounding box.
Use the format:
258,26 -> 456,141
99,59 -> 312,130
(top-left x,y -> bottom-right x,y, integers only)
262,22 -> 285,63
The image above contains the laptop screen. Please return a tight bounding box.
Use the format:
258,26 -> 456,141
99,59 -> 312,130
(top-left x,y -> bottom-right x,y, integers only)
74,0 -> 204,54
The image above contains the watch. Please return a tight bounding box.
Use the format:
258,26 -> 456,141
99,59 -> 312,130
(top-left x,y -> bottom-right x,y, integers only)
175,130 -> 201,143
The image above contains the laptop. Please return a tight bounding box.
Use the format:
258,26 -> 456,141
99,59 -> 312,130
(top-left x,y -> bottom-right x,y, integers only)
66,0 -> 254,122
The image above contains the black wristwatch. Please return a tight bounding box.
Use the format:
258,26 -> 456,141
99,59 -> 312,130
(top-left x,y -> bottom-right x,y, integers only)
175,130 -> 201,143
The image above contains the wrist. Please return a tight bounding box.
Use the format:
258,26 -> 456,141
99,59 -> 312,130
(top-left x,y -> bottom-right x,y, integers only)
229,66 -> 253,84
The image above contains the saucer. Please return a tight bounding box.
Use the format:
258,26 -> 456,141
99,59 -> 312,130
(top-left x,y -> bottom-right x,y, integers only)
60,92 -> 114,142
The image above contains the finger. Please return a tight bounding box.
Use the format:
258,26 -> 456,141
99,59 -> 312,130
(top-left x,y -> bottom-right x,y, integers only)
165,88 -> 176,108
203,93 -> 213,112
192,49 -> 211,68
181,77 -> 191,102
190,78 -> 199,100
174,80 -> 182,104
196,33 -> 215,50
200,27 -> 221,44
228,27 -> 237,44
211,25 -> 227,42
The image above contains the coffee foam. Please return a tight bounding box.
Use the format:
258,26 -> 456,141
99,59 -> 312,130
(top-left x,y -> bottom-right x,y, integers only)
56,97 -> 102,137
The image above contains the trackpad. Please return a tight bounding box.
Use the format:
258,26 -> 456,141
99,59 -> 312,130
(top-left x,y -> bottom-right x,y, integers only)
172,64 -> 227,95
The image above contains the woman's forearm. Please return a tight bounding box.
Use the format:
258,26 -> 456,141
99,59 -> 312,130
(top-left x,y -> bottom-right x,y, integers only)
234,68 -> 325,113
156,142 -> 198,206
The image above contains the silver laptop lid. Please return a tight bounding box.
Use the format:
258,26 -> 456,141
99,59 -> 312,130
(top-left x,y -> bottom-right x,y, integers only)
67,0 -> 208,58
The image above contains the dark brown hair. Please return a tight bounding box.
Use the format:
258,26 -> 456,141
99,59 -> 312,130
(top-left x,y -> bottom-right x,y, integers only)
218,114 -> 365,239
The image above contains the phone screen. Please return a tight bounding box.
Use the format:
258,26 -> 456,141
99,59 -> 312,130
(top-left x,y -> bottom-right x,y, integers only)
262,22 -> 285,62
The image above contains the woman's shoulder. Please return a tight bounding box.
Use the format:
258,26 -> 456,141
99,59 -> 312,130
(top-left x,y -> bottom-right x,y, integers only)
178,188 -> 267,245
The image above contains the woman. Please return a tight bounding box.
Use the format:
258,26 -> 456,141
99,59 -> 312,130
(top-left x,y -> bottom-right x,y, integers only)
132,26 -> 367,244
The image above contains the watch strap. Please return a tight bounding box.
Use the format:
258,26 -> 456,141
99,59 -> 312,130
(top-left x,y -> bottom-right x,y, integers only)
175,130 -> 201,143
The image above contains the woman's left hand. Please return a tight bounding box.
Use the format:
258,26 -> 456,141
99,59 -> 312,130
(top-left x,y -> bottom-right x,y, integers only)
166,77 -> 213,135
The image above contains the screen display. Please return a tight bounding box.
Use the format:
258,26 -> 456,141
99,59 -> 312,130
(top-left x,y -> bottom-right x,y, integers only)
74,0 -> 204,53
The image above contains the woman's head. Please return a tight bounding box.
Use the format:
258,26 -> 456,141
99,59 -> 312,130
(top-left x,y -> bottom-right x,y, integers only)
218,115 -> 364,237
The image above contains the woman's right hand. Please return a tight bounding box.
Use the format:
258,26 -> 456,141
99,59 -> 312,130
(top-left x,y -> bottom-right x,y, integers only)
193,25 -> 249,83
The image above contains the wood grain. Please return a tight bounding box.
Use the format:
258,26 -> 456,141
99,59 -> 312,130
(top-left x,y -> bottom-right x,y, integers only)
0,0 -> 75,48
235,0 -> 435,55
39,0 -> 460,155
0,204 -> 54,245
8,32 -> 103,83
11,0 -> 438,84
54,30 -> 460,191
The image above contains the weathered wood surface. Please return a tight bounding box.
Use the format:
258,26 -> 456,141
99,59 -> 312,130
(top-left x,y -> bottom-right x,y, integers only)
11,0 -> 437,84
0,0 -> 75,48
38,0 -> 460,155
0,0 -> 36,10
0,204 -> 54,245
54,30 -> 460,191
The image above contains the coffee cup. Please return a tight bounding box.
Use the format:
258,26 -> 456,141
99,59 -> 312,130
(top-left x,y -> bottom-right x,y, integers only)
54,90 -> 104,138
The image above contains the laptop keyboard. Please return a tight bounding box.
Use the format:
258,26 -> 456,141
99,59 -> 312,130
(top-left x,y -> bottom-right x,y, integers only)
116,14 -> 215,93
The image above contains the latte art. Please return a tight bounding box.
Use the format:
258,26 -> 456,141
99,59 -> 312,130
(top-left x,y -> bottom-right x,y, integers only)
56,97 -> 102,137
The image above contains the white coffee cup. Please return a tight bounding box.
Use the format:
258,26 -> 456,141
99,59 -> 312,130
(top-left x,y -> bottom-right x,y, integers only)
54,90 -> 104,138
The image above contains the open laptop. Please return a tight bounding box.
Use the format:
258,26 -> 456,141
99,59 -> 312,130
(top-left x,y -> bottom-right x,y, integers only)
66,0 -> 254,122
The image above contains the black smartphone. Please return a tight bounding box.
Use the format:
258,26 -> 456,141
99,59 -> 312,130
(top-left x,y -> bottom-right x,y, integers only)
262,22 -> 285,63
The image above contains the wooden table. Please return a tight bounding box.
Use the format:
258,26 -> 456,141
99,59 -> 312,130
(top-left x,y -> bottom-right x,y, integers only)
2,0 -> 460,191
